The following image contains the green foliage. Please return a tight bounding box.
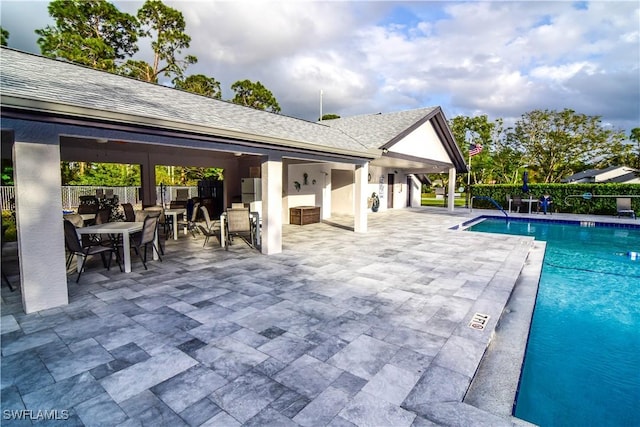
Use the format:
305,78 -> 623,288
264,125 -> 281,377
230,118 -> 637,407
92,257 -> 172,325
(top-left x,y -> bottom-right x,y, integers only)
321,114 -> 341,121
35,0 -> 138,72
231,79 -> 281,113
126,0 -> 197,83
1,159 -> 13,185
512,109 -> 626,183
1,26 -> 9,46
155,165 -> 223,185
66,163 -> 141,186
174,74 -> 222,98
471,183 -> 640,215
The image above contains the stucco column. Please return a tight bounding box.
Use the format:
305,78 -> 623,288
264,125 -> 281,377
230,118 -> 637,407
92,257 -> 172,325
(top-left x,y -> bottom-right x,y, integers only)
261,155 -> 283,254
140,153 -> 157,207
448,166 -> 456,212
354,162 -> 368,233
14,141 -> 68,313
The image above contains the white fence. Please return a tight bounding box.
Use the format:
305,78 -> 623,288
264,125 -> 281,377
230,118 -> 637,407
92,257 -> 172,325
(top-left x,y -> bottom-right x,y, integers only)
1,186 -> 197,211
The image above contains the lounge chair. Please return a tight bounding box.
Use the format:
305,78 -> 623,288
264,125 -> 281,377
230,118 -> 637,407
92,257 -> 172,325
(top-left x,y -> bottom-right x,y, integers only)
616,198 -> 636,219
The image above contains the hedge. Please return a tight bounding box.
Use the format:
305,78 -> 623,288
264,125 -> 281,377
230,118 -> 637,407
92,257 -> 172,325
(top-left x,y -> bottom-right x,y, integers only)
470,183 -> 640,215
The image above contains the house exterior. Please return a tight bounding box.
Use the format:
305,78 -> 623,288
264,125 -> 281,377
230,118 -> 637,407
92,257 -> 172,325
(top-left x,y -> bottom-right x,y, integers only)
1,47 -> 466,313
562,166 -> 640,184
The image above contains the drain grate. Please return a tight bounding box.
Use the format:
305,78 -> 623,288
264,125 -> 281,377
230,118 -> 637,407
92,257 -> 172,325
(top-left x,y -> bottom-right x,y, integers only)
468,312 -> 490,330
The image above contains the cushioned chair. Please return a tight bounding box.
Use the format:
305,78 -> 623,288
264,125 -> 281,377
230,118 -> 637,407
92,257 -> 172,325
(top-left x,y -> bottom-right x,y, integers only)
616,198 -> 636,219
63,219 -> 121,282
197,206 -> 220,247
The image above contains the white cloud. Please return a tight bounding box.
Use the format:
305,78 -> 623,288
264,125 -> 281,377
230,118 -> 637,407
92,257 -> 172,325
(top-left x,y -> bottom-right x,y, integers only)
1,0 -> 638,133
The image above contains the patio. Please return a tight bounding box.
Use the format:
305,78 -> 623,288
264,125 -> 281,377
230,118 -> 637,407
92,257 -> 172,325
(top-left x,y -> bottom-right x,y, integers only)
1,208 -> 537,426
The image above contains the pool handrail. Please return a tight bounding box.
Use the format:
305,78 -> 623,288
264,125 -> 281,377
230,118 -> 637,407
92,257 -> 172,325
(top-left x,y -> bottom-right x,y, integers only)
470,196 -> 509,218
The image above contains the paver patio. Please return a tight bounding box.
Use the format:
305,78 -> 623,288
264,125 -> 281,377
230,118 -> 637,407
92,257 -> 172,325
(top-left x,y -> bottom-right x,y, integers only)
2,208 -> 542,426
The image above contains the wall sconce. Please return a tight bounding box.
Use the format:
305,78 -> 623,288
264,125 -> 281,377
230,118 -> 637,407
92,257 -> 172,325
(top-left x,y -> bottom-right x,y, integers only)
96,138 -> 108,144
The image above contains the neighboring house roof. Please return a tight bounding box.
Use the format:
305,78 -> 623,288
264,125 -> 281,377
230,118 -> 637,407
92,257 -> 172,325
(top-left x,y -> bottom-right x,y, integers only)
562,166 -> 639,183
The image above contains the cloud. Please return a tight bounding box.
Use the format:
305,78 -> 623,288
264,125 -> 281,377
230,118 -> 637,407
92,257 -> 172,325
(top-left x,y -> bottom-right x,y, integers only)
1,0 -> 638,133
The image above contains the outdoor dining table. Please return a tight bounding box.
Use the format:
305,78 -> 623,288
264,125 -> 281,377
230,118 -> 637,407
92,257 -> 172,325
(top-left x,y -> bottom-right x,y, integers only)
163,208 -> 186,240
75,222 -> 159,273
508,197 -> 538,214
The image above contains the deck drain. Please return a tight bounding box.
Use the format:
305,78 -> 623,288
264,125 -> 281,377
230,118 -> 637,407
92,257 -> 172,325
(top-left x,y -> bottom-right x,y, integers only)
468,312 -> 490,330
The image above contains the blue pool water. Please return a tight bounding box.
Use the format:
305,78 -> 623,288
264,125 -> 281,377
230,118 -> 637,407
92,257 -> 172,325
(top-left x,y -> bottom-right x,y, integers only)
467,218 -> 640,427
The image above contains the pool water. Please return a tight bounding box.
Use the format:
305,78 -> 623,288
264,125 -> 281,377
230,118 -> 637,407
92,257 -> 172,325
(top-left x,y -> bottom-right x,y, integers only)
467,219 -> 640,427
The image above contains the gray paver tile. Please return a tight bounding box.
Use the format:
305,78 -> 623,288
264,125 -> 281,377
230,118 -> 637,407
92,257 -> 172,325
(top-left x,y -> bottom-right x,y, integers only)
209,370 -> 287,423
100,347 -> 198,403
328,334 -> 399,380
293,386 -> 350,427
275,354 -> 343,399
151,364 -> 227,413
340,391 -> 416,427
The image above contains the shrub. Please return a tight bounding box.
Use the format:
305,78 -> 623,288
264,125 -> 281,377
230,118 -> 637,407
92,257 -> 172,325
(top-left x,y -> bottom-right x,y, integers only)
470,183 -> 640,215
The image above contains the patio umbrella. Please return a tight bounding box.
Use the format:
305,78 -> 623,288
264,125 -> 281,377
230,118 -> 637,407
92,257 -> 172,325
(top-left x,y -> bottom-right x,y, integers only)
522,170 -> 529,193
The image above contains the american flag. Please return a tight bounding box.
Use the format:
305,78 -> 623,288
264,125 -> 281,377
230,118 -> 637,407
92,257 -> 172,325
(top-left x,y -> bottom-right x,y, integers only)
469,143 -> 483,157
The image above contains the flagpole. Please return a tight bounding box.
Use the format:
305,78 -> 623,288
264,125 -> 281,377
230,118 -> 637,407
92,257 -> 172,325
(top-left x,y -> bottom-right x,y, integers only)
467,150 -> 471,208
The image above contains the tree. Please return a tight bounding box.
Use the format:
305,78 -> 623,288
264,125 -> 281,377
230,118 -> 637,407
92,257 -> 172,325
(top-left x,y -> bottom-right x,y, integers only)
626,128 -> 640,169
320,114 -> 340,121
174,74 -> 222,99
35,0 -> 138,72
1,27 -> 9,46
512,109 -> 626,183
230,79 -> 281,113
121,0 -> 196,83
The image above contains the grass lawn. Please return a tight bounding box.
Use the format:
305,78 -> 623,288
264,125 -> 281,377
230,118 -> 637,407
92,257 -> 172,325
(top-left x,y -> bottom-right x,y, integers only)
421,195 -> 467,207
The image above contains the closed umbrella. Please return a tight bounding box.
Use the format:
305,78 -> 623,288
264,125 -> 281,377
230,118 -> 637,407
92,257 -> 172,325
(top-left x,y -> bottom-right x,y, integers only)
522,171 -> 529,193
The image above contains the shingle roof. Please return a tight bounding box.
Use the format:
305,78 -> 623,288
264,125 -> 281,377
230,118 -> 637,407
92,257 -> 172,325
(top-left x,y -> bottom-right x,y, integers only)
319,108 -> 439,149
0,47 -> 371,157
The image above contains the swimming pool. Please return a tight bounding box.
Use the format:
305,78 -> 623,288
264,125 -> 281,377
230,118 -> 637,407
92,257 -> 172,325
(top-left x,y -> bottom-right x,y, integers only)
467,218 -> 640,427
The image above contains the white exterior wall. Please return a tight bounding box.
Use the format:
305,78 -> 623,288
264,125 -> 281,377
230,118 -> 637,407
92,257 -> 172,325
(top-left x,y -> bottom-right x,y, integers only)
14,141 -> 68,313
387,122 -> 451,163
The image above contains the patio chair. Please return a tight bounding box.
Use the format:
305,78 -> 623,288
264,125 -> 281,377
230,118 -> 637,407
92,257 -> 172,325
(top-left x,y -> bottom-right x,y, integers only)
179,202 -> 200,238
616,198 -> 636,219
122,203 -> 135,222
511,195 -> 523,213
131,215 -> 162,270
224,208 -> 255,250
197,206 -> 221,247
63,219 -> 121,283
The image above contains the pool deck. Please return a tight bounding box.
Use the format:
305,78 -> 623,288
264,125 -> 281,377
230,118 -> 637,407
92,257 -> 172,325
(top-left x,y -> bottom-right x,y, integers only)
1,207 -> 637,426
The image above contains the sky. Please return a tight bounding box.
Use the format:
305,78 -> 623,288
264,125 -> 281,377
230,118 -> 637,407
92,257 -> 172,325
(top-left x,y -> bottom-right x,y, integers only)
1,1 -> 639,135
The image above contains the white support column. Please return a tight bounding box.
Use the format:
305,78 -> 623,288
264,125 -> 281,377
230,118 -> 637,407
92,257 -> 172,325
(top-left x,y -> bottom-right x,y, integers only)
448,166 -> 457,212
261,155 -> 283,254
14,141 -> 68,313
354,163 -> 368,233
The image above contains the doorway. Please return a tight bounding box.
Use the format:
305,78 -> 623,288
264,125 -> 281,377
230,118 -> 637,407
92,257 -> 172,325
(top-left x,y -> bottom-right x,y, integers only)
387,173 -> 394,209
